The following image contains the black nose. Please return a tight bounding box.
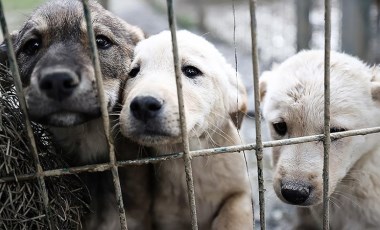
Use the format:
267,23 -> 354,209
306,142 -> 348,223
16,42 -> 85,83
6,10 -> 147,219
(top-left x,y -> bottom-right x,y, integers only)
39,70 -> 79,101
281,181 -> 311,205
130,96 -> 163,122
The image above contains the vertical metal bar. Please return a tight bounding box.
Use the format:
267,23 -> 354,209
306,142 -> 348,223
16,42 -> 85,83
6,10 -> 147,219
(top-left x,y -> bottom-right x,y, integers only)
0,1 -> 52,229
249,0 -> 266,229
81,1 -> 128,229
323,0 -> 331,229
166,1 -> 199,229
232,1 -> 255,229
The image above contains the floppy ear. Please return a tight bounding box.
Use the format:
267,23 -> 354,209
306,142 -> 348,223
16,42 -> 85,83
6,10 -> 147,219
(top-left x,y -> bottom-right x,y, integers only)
224,64 -> 247,129
127,24 -> 145,45
371,66 -> 380,101
371,81 -> 380,101
0,40 -> 9,66
0,31 -> 18,89
120,21 -> 145,45
259,71 -> 273,103
0,31 -> 18,66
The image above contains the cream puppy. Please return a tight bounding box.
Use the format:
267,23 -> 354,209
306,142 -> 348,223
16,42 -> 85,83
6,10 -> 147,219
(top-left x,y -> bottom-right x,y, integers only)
119,30 -> 253,230
260,50 -> 380,229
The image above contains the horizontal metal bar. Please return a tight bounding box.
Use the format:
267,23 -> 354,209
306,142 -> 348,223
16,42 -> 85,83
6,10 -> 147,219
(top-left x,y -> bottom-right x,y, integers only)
0,153 -> 185,183
1,126 -> 380,184
191,126 -> 380,156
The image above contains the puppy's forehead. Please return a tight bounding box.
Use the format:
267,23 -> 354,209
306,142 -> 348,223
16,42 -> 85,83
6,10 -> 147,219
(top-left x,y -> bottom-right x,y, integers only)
136,30 -> 220,64
267,51 -> 373,127
28,0 -> 83,31
20,0 -> 129,41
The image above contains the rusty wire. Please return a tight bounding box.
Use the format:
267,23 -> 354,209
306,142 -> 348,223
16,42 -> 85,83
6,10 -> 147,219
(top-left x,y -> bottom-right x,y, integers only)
81,0 -> 128,229
249,0 -> 266,229
166,0 -> 199,229
323,0 -> 331,229
2,126 -> 380,184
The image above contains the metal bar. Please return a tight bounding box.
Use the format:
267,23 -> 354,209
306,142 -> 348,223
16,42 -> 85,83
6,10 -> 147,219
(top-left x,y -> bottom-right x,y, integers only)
2,126 -> 380,184
166,1 -> 199,229
232,1 -> 255,228
81,1 -> 128,229
323,0 -> 332,228
249,0 -> 266,229
0,1 -> 53,228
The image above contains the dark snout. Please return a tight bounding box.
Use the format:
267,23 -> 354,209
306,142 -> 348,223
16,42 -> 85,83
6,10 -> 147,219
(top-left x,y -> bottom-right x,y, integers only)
130,96 -> 163,123
39,68 -> 80,101
281,180 -> 311,205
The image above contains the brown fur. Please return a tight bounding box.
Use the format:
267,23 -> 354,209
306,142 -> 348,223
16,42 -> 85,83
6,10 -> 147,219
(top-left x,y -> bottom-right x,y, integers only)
0,1 -> 150,229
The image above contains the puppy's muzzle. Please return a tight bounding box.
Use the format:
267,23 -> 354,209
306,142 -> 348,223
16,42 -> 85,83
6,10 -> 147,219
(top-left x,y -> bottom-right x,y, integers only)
281,180 -> 311,205
39,68 -> 80,101
130,96 -> 163,123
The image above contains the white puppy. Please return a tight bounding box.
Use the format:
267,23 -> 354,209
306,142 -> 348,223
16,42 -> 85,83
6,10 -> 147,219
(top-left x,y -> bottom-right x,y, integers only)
260,50 -> 380,229
119,30 -> 253,230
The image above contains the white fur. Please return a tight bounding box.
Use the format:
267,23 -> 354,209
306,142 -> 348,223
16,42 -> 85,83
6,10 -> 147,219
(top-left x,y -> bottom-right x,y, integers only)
120,30 -> 253,230
260,50 -> 380,229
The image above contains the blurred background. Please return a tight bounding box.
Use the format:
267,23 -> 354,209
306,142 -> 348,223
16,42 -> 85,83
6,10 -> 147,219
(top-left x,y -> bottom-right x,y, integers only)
3,0 -> 380,112
1,0 -> 379,229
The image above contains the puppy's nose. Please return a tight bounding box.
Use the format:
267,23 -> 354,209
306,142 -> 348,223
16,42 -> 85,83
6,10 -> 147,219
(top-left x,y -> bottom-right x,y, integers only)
130,96 -> 163,122
39,70 -> 79,101
281,181 -> 311,205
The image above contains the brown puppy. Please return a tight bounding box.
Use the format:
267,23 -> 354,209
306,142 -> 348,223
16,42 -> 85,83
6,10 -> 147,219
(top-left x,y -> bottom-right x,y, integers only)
120,30 -> 253,230
0,1 -> 150,229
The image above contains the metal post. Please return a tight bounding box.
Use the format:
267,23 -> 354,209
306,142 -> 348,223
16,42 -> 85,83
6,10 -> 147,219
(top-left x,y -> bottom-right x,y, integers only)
166,0 -> 199,229
81,0 -> 128,229
249,0 -> 266,229
323,0 -> 331,228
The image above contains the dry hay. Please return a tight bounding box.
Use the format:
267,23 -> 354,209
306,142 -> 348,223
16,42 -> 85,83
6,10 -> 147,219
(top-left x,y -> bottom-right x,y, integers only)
0,68 -> 89,229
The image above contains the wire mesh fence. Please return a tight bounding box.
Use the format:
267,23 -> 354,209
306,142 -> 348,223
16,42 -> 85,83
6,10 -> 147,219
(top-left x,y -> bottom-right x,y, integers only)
0,0 -> 378,230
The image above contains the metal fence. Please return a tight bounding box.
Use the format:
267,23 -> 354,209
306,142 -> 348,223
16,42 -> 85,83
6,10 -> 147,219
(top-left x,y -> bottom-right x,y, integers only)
1,0 -> 380,230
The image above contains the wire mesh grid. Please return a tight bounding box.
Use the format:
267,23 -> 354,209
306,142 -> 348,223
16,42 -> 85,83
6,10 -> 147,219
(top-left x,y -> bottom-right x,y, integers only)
0,0 -> 378,230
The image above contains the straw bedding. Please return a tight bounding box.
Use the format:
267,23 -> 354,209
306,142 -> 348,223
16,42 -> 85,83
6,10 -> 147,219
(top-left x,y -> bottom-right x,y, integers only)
0,69 -> 89,229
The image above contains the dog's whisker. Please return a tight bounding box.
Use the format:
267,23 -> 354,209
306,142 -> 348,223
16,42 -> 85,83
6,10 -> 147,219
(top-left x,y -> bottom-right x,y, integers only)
203,128 -> 219,148
329,196 -> 343,211
209,111 -> 229,119
346,169 -> 377,177
209,123 -> 237,144
331,191 -> 361,209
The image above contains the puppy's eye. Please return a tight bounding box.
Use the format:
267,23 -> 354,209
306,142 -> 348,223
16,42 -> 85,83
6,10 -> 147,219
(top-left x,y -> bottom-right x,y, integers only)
96,35 -> 113,49
128,66 -> 140,78
182,65 -> 202,79
330,127 -> 346,133
273,122 -> 287,136
22,38 -> 41,55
